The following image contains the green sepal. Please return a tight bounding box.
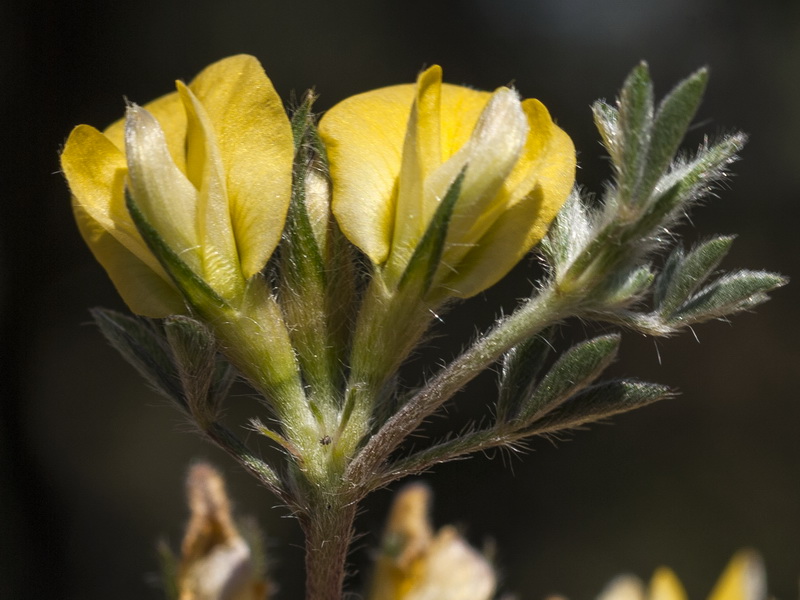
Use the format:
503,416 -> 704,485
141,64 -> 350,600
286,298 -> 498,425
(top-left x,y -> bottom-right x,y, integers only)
656,236 -> 735,317
669,270 -> 787,324
286,92 -> 327,287
251,417 -> 299,456
125,188 -> 229,314
496,328 -> 556,423
398,167 -> 466,295
282,91 -> 357,402
533,380 -> 673,433
164,315 -> 234,427
90,308 -> 185,409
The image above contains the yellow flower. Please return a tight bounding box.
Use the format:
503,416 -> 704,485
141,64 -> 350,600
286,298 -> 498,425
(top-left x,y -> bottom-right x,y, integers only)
598,551 -> 766,600
177,463 -> 269,600
369,483 -> 496,600
319,65 -> 575,299
61,55 -> 294,317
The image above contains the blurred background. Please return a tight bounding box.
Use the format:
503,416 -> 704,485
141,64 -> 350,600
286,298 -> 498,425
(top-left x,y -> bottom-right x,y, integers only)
3,0 -> 799,598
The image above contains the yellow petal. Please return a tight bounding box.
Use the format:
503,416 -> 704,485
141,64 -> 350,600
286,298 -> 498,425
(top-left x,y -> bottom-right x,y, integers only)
649,568 -> 688,600
502,98 -> 576,239
432,87 -> 529,275
406,526 -> 496,600
439,100 -> 575,298
438,84 -> 492,158
177,82 -> 241,296
321,82 -> 413,265
389,66 -> 444,274
61,124 -> 183,316
369,484 -> 495,600
104,91 -> 188,173
708,551 -> 766,600
188,54 -> 294,278
179,463 -> 267,600
323,66 -> 574,300
437,185 -> 545,298
124,105 -> 201,273
73,203 -> 185,316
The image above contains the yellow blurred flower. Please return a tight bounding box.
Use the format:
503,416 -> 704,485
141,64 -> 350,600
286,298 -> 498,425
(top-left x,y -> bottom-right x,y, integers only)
61,55 -> 294,317
319,65 -> 575,299
597,551 -> 766,600
177,463 -> 269,600
369,483 -> 496,600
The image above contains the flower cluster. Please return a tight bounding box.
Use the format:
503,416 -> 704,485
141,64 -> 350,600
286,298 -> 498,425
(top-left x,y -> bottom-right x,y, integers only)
62,55 -> 573,316
62,56 -> 784,600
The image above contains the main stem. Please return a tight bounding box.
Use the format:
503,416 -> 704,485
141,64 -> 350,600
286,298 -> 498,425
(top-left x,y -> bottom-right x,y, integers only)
301,495 -> 359,600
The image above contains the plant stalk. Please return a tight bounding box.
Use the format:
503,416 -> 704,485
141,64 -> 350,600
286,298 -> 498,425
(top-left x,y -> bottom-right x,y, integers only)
301,494 -> 359,600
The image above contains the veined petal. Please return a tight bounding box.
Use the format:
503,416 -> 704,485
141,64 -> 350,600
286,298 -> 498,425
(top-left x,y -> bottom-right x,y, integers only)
389,66 -> 443,274
438,85 -> 492,158
323,66 -> 575,300
177,82 -> 242,296
188,54 -> 293,278
125,104 -> 201,273
499,98 -> 576,238
436,186 -> 545,298
649,568 -> 688,600
62,124 -> 176,279
74,204 -> 185,316
320,82 -> 415,264
440,99 -> 575,298
104,91 -> 188,173
431,87 -> 529,272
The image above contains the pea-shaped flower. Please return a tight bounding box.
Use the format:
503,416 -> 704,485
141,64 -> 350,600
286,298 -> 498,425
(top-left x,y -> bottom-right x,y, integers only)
319,65 -> 576,300
61,55 -> 294,317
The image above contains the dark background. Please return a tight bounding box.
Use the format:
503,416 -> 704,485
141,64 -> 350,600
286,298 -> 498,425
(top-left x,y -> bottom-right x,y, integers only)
3,1 -> 799,598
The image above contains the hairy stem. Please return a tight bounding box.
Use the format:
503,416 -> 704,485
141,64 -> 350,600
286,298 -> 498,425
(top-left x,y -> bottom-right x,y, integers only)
300,496 -> 358,600
346,284 -> 576,485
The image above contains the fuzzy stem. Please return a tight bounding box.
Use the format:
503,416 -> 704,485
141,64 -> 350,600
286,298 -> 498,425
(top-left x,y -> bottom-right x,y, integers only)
346,284 -> 574,485
300,496 -> 358,600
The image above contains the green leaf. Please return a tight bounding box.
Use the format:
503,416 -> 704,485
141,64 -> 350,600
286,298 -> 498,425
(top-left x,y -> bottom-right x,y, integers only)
496,328 -> 556,423
398,166 -> 466,295
657,236 -> 735,317
125,189 -> 228,314
656,133 -> 747,209
670,270 -> 787,324
533,380 -> 673,433
653,245 -> 685,307
91,308 -> 185,408
592,100 -> 621,163
517,334 -> 621,424
640,68 -> 708,196
617,62 -> 654,205
600,264 -> 655,306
